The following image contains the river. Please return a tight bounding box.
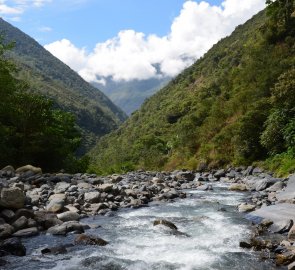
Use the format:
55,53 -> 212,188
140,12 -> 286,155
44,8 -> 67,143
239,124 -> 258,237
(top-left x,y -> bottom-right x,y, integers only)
5,182 -> 281,270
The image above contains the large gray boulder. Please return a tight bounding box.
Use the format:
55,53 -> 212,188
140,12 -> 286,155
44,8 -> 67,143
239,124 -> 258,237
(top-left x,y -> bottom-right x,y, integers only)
47,221 -> 84,235
276,175 -> 295,202
246,203 -> 295,232
238,203 -> 256,213
254,179 -> 269,191
228,183 -> 247,191
74,234 -> 108,246
0,224 -> 14,239
266,181 -> 284,192
57,211 -> 80,222
153,219 -> 177,230
13,227 -> 39,237
54,182 -> 70,194
98,184 -> 113,193
0,165 -> 15,178
46,198 -> 65,213
12,216 -> 28,231
0,187 -> 25,209
84,192 -> 100,203
16,165 -> 42,175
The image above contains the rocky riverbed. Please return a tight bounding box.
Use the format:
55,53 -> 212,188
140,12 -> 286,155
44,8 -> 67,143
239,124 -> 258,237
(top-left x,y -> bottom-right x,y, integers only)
0,164 -> 294,269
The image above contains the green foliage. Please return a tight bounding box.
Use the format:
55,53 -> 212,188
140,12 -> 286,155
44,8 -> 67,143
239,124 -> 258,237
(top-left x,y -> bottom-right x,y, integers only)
0,37 -> 82,172
261,68 -> 295,154
262,149 -> 295,176
265,0 -> 295,41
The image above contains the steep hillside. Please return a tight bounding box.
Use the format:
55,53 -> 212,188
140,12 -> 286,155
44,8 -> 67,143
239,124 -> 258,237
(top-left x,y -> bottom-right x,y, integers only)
0,18 -> 127,153
93,77 -> 170,115
89,7 -> 295,175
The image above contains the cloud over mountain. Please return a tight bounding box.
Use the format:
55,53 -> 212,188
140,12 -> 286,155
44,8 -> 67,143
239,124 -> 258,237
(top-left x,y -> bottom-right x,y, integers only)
46,0 -> 265,83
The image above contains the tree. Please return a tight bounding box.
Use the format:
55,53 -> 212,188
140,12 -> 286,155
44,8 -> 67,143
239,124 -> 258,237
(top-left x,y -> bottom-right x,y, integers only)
265,0 -> 295,40
261,68 -> 295,154
0,36 -> 82,171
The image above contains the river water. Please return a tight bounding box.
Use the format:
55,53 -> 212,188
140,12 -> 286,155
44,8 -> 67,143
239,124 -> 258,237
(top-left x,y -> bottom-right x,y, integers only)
5,183 -> 280,270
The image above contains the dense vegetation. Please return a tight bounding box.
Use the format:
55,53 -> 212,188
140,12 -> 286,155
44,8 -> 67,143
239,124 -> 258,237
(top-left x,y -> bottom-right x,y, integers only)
0,18 -> 127,154
93,77 -> 170,115
0,38 -> 85,172
89,1 -> 295,176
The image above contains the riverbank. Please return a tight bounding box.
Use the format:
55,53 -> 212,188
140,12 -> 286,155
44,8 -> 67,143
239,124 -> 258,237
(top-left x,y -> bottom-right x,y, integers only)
0,165 -> 294,269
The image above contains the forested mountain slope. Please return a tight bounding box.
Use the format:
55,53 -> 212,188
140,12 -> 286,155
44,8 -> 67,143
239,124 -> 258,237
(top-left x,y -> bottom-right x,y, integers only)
0,18 -> 127,153
89,4 -> 295,175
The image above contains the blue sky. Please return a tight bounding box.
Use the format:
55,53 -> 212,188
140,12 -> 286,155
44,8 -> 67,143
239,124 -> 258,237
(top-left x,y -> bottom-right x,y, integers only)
4,0 -> 223,47
1,0 -> 265,83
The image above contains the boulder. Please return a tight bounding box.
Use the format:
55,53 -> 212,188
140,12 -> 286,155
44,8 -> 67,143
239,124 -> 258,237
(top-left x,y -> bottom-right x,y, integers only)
14,209 -> 34,220
47,221 -> 84,235
74,234 -> 108,246
252,167 -> 263,175
0,224 -> 14,239
197,184 -> 213,191
64,205 -> 79,213
238,203 -> 256,213
84,192 -> 100,203
0,165 -> 15,178
34,211 -> 62,229
214,169 -> 226,179
246,204 -> 295,232
276,251 -> 295,266
276,220 -> 294,234
153,219 -> 178,230
13,227 -> 38,237
16,165 -> 42,175
277,175 -> 295,202
124,189 -> 137,197
41,246 -> 68,255
0,237 -> 26,256
239,241 -> 252,249
54,182 -> 70,193
266,181 -> 284,192
48,193 -> 66,201
228,183 -> 247,191
27,194 -> 40,206
254,179 -> 268,191
57,211 -> 80,222
0,209 -> 15,222
175,171 -> 195,181
0,187 -> 25,209
0,179 -> 8,189
77,182 -> 91,189
98,184 -> 113,193
111,175 -> 123,183
12,216 -> 28,231
46,198 -> 65,213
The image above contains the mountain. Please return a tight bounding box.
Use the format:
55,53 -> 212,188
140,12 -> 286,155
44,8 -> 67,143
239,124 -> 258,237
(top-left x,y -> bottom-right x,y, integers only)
0,18 -> 127,154
89,7 -> 295,175
92,77 -> 170,115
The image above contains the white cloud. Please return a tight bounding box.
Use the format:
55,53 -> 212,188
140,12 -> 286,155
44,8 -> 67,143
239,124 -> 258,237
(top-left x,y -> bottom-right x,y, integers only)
0,0 -> 51,16
0,1 -> 22,15
45,39 -> 88,72
45,0 -> 266,83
